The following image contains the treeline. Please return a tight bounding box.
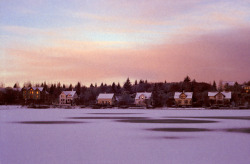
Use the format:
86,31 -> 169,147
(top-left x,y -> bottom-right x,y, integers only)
0,76 -> 250,107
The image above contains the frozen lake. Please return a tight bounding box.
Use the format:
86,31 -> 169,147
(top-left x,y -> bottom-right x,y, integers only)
1,106 -> 250,164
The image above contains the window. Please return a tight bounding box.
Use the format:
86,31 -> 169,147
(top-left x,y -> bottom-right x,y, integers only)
180,94 -> 186,99
36,91 -> 39,94
217,94 -> 223,100
178,100 -> 182,104
185,100 -> 188,104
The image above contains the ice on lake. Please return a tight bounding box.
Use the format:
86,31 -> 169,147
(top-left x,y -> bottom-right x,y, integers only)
1,106 -> 250,164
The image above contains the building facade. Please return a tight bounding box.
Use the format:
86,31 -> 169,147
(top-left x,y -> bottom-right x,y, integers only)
22,87 -> 48,102
174,91 -> 193,106
59,90 -> 78,106
243,85 -> 250,93
208,92 -> 231,105
135,92 -> 152,106
97,93 -> 116,105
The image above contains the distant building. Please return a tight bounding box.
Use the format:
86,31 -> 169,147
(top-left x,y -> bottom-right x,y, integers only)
222,81 -> 235,90
59,90 -> 78,106
208,92 -> 231,105
135,92 -> 152,106
174,91 -> 193,106
22,87 -> 48,102
242,85 -> 250,93
97,93 -> 116,105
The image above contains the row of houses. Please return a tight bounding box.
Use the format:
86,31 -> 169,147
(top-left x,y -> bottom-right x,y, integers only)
58,91 -> 232,107
21,87 -> 232,107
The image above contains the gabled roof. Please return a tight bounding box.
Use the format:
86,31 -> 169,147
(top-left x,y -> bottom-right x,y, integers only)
135,92 -> 152,99
32,87 -> 44,91
13,88 -> 22,91
97,93 -> 114,99
62,91 -> 76,96
174,92 -> 193,99
208,92 -> 231,99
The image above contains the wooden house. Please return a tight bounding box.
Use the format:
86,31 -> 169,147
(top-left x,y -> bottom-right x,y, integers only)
22,87 -> 48,103
208,92 -> 231,105
174,91 -> 193,106
97,93 -> 116,105
59,90 -> 78,106
135,92 -> 152,106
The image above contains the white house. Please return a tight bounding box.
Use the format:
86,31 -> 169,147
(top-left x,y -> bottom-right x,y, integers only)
208,92 -> 231,104
59,90 -> 78,105
135,92 -> 152,106
174,91 -> 193,106
97,93 -> 116,105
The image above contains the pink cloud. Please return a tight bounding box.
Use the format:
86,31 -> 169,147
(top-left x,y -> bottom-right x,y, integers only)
2,26 -> 250,87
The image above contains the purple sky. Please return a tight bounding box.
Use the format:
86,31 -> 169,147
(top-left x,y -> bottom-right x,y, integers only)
1,0 -> 250,86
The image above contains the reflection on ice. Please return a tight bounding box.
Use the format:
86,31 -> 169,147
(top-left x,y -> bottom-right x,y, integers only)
117,118 -> 218,124
166,116 -> 250,120
147,128 -> 212,132
13,121 -> 85,124
67,116 -> 147,120
226,128 -> 250,134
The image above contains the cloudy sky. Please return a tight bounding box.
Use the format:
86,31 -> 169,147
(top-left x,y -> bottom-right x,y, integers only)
1,0 -> 250,86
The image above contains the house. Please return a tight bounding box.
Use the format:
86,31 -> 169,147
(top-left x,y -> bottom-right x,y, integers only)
97,93 -> 116,105
222,81 -> 235,90
208,92 -> 231,105
242,85 -> 250,93
22,87 -> 48,102
59,90 -> 78,106
174,91 -> 193,106
135,92 -> 152,106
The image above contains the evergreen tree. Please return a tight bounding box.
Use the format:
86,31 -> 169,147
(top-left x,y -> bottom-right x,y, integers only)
152,84 -> 162,107
139,80 -> 144,84
69,84 -> 73,90
44,82 -> 48,91
123,78 -> 132,93
57,82 -> 61,89
134,80 -> 138,85
112,82 -> 116,93
212,81 -> 217,91
76,82 -> 81,95
117,83 -> 121,93
184,76 -> 191,83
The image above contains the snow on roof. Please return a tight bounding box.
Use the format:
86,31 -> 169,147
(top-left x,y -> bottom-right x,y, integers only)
174,92 -> 193,99
222,81 -> 235,86
13,88 -> 22,91
62,91 -> 76,96
135,92 -> 152,99
97,93 -> 114,99
32,87 -> 44,91
208,92 -> 231,99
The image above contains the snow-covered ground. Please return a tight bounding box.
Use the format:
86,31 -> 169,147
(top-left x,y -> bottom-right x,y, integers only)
1,106 -> 250,164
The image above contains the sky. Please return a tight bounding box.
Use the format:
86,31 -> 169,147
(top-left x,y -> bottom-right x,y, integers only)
1,0 -> 250,87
